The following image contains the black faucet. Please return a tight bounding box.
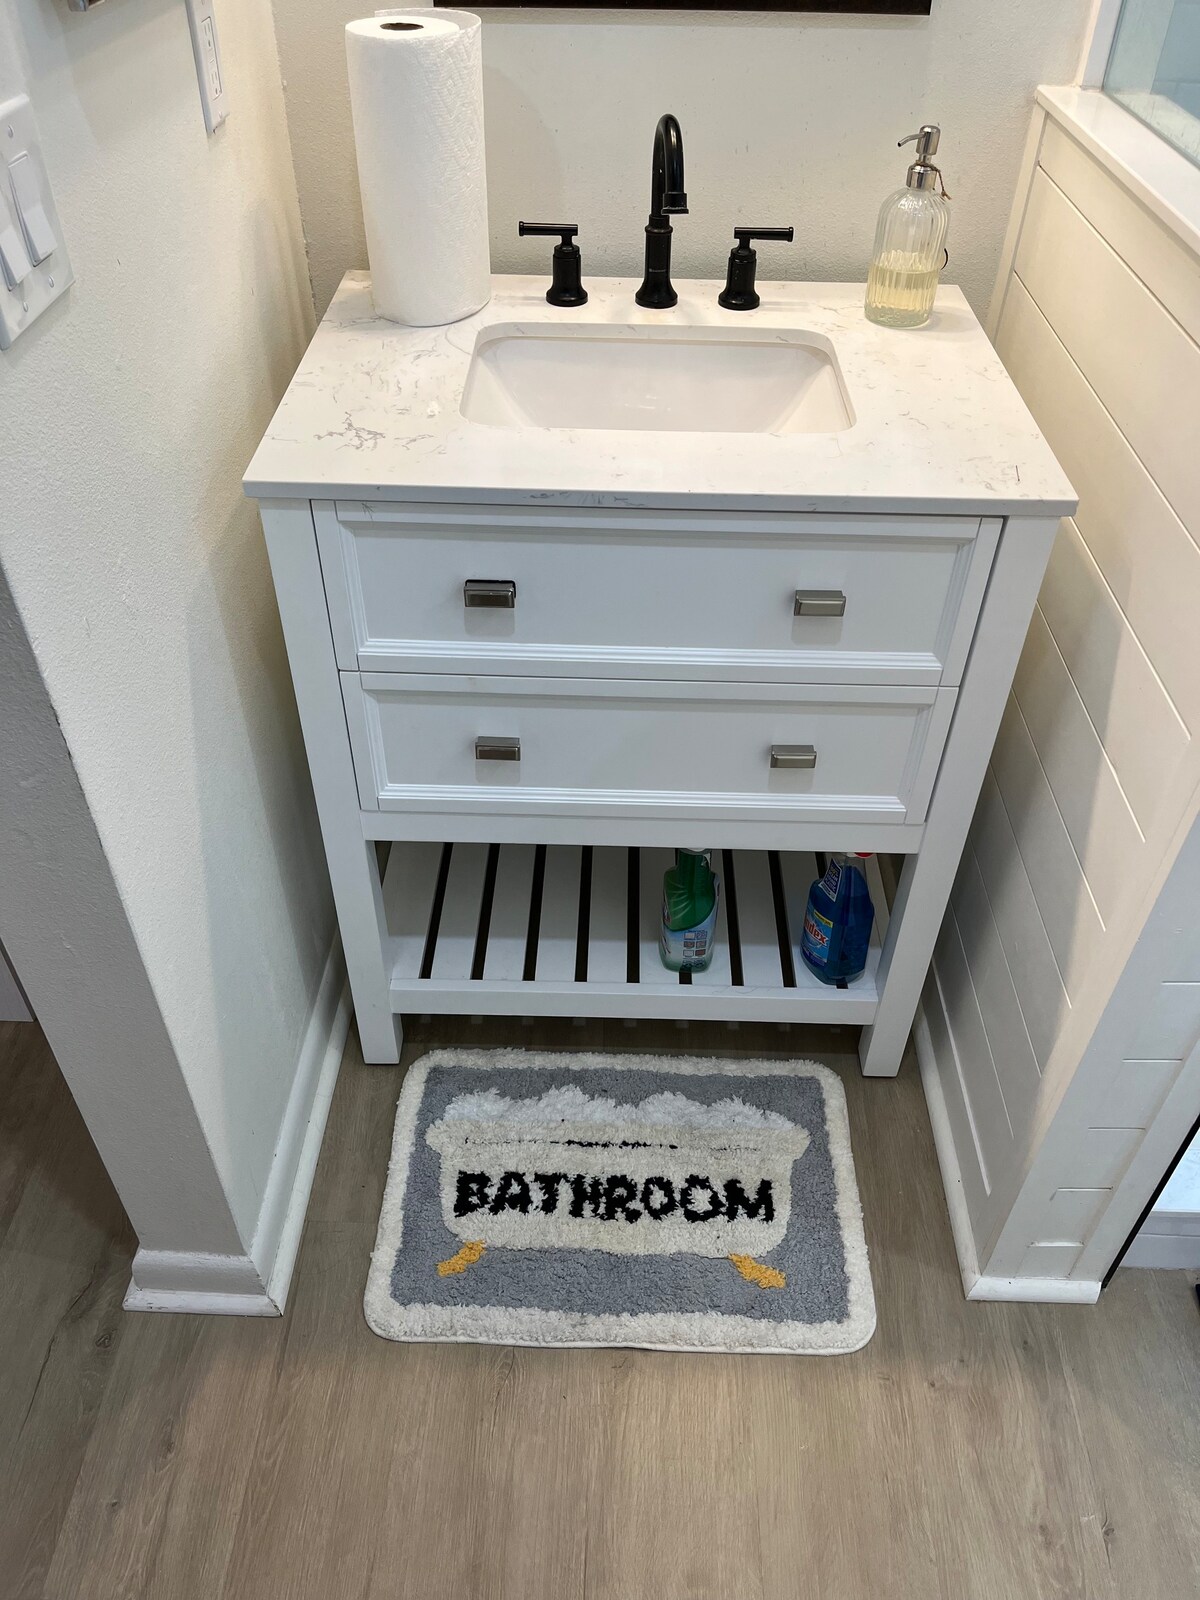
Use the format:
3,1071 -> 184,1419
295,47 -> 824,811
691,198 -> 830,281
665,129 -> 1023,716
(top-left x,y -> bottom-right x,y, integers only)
635,114 -> 688,309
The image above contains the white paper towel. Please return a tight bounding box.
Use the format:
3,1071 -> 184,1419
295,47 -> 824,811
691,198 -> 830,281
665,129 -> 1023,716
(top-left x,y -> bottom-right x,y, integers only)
346,10 -> 491,327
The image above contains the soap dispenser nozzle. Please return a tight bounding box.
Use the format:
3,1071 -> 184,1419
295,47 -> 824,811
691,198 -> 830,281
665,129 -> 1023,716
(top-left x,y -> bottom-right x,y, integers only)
898,125 -> 945,193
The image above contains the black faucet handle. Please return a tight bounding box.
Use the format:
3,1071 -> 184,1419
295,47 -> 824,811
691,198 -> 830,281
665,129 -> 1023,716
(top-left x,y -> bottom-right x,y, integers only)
519,221 -> 588,308
519,222 -> 579,245
719,225 -> 795,311
732,226 -> 795,248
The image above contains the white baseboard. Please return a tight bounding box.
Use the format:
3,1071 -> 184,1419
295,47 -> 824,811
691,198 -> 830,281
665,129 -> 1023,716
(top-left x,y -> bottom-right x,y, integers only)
124,1249 -> 279,1315
251,936 -> 351,1310
124,936 -> 351,1316
914,997 -> 1103,1306
966,1274 -> 1102,1303
913,999 -> 982,1298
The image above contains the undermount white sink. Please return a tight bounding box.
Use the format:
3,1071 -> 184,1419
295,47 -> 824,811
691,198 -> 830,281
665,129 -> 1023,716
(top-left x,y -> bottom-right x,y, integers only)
459,322 -> 855,434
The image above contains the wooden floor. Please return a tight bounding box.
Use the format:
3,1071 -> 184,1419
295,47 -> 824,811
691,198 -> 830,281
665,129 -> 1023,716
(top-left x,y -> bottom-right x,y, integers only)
3,1014 -> 1198,1600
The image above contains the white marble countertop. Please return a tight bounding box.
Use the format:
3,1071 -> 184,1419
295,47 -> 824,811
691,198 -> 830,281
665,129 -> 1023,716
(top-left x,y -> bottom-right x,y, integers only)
244,272 -> 1076,517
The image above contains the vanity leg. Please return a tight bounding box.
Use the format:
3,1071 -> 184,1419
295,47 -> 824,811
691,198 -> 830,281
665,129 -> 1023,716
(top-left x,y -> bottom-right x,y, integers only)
859,515 -> 1060,1077
261,498 -> 401,1066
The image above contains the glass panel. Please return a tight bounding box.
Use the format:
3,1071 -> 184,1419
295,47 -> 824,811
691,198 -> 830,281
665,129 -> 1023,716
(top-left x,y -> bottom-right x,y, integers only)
1105,0 -> 1200,166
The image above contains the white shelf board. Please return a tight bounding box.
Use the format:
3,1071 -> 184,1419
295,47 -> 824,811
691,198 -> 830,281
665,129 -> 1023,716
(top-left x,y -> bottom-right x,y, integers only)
381,841 -> 882,1024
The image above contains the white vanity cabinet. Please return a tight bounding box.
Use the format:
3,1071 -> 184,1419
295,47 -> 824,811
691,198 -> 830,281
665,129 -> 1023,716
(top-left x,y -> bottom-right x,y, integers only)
246,275 -> 1075,1076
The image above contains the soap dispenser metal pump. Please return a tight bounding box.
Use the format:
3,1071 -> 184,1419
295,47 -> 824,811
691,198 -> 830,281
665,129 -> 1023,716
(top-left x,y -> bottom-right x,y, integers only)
865,124 -> 950,330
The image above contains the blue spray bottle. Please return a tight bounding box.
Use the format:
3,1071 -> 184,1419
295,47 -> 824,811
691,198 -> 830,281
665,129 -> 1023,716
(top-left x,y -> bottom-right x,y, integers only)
799,854 -> 875,986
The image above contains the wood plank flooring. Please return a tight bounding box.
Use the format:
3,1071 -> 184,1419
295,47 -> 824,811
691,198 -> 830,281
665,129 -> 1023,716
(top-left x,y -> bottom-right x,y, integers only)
2,1013 -> 1198,1600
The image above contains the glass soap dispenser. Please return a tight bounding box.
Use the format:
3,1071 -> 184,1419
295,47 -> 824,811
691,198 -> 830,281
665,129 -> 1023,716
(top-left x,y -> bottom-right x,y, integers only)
865,124 -> 950,329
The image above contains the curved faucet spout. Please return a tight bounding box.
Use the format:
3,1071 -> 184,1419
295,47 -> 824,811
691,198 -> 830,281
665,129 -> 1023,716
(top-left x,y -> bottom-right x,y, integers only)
637,113 -> 687,309
650,113 -> 688,218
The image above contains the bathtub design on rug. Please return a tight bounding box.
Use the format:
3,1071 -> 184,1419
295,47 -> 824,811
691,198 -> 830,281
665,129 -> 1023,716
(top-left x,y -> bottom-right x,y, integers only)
425,1085 -> 810,1288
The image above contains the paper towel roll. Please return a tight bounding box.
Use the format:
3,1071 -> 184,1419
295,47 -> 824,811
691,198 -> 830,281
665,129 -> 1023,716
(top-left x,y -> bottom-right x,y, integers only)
346,11 -> 491,327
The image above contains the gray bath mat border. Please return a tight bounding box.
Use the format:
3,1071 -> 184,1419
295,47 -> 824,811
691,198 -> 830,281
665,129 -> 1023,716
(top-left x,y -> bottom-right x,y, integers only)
364,1048 -> 876,1356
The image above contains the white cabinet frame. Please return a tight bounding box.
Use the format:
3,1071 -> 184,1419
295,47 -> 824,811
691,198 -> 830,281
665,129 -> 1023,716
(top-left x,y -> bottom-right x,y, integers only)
263,494 -> 1056,1076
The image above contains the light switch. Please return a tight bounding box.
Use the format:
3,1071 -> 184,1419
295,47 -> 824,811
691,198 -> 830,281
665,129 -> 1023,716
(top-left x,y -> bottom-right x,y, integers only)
0,181 -> 33,289
0,93 -> 73,350
8,150 -> 57,263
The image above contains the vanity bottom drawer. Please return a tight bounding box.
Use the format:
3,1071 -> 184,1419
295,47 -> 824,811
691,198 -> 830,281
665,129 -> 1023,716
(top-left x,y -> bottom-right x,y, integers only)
343,673 -> 955,826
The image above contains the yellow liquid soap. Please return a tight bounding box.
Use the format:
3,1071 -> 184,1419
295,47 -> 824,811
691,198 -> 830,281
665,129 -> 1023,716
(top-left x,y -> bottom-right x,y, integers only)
865,250 -> 941,328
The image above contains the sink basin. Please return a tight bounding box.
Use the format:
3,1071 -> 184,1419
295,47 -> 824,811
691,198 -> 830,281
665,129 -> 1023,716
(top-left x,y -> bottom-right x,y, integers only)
459,322 -> 855,434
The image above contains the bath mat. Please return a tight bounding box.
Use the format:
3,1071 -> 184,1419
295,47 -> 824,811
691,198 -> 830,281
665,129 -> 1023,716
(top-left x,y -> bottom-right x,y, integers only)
364,1049 -> 875,1355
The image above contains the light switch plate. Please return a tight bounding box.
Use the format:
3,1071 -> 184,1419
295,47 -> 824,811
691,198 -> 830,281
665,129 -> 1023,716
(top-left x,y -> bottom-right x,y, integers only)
0,95 -> 73,350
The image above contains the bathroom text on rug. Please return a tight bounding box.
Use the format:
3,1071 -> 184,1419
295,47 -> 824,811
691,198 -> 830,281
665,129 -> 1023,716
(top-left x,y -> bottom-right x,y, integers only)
452,1168 -> 775,1225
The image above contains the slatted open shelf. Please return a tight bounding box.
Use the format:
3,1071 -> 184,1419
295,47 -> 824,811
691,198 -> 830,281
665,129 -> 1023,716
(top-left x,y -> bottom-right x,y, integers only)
383,843 -> 887,1023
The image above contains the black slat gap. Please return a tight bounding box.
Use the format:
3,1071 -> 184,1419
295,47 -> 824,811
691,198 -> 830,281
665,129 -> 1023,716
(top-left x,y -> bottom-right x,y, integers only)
470,843 -> 501,981
626,847 -> 640,984
815,850 -> 828,881
722,850 -> 744,987
418,842 -> 453,981
575,846 -> 593,983
523,844 -> 546,982
679,966 -> 692,985
768,850 -> 797,988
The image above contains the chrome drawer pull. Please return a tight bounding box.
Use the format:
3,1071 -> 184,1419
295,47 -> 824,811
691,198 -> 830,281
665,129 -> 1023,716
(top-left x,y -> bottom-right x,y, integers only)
770,744 -> 817,771
475,736 -> 521,762
464,579 -> 516,609
794,589 -> 846,618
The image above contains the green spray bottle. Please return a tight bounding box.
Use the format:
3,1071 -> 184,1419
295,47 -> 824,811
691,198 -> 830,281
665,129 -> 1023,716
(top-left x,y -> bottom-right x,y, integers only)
660,848 -> 719,973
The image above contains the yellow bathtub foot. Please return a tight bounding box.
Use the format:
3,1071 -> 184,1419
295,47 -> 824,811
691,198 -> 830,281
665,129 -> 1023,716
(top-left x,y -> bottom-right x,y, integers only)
438,1240 -> 486,1277
729,1253 -> 786,1290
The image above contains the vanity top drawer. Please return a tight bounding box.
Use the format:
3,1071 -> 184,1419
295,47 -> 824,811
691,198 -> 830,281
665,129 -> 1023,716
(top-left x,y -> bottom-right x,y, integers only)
341,672 -> 956,827
317,502 -> 996,687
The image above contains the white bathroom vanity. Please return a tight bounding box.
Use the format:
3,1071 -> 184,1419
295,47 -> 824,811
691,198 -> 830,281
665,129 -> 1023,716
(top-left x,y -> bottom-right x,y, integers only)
245,274 -> 1075,1075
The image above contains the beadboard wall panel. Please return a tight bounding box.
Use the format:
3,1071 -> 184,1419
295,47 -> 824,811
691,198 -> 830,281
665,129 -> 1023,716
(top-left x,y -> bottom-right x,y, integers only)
921,96 -> 1200,1289
1096,1057 -> 1181,1129
967,770 -> 1071,1072
948,850 -> 1040,1150
1011,606 -> 1145,921
1014,168 -> 1200,532
1038,521 -> 1189,834
997,275 -> 1200,733
932,910 -> 1004,1215
990,698 -> 1105,999
1126,981 -> 1200,1060
1037,119 -> 1200,344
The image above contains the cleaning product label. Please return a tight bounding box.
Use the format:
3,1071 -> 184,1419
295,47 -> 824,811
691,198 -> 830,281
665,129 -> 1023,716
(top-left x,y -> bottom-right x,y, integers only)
798,857 -> 875,986
801,903 -> 835,968
659,879 -> 720,973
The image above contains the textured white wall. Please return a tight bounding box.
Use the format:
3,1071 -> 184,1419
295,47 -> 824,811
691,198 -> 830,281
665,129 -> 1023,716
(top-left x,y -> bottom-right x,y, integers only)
0,0 -> 332,1245
273,1 -> 1091,317
0,568 -> 247,1258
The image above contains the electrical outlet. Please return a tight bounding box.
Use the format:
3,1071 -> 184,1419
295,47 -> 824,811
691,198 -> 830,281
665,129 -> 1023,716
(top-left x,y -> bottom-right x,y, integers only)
185,0 -> 230,134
